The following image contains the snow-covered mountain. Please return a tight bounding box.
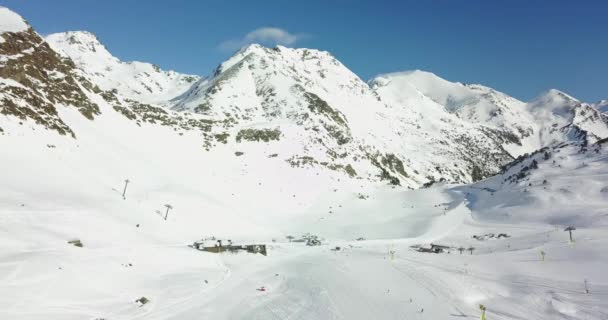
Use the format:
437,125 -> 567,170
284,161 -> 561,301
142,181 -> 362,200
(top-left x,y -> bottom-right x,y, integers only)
372,70 -> 608,156
469,137 -> 608,227
3,4 -> 607,188
3,6 -> 608,320
0,6 -> 28,34
527,89 -> 608,146
370,70 -> 539,156
593,99 -> 608,113
2,5 -> 607,189
46,31 -> 199,105
0,8 -> 100,138
169,44 -> 521,186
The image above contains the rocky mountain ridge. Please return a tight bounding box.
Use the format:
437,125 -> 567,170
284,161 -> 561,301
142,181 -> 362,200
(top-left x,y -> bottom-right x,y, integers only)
1,6 -> 607,188
45,31 -> 200,105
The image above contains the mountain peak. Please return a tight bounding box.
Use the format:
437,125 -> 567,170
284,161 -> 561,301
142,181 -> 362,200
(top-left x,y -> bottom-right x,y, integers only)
235,43 -> 326,55
400,69 -> 439,78
528,89 -> 580,112
59,30 -> 101,45
370,70 -> 446,89
234,42 -> 306,56
45,30 -> 200,104
46,31 -> 113,60
216,43 -> 337,78
0,6 -> 29,34
236,43 -> 266,53
540,88 -> 579,101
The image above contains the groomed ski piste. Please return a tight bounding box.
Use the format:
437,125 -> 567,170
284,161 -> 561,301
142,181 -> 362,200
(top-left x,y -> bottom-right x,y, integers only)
1,119 -> 607,319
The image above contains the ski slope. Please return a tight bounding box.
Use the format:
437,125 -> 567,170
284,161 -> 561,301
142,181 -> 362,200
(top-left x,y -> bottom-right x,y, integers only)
1,95 -> 607,319
1,167 -> 607,319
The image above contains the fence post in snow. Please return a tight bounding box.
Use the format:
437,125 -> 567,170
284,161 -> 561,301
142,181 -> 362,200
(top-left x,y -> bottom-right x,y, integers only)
164,204 -> 173,220
122,179 -> 130,199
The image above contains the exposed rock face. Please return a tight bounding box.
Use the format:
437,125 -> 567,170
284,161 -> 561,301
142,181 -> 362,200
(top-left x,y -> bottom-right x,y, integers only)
46,31 -> 200,105
1,24 -> 99,137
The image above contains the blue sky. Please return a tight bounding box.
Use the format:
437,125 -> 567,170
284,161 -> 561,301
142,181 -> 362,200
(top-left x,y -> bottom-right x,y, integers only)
2,0 -> 606,102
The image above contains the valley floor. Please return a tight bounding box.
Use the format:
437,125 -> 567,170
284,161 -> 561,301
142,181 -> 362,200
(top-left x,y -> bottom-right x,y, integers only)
1,186 -> 606,320
159,239 -> 608,320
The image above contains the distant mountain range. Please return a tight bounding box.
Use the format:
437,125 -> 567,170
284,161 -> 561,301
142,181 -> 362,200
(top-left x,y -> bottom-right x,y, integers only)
2,6 -> 607,188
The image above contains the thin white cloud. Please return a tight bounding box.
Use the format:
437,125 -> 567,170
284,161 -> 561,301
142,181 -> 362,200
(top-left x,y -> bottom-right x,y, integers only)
218,27 -> 308,52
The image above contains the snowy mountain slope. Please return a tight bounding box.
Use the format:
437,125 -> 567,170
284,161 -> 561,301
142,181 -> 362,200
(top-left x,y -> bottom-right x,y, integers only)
466,138 -> 608,227
2,123 -> 607,319
373,71 -> 608,157
371,70 -> 539,156
527,89 -> 608,146
594,99 -> 608,113
2,5 -> 606,189
0,8 -> 100,138
46,31 -> 199,105
171,44 -> 515,186
4,24 -> 511,188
